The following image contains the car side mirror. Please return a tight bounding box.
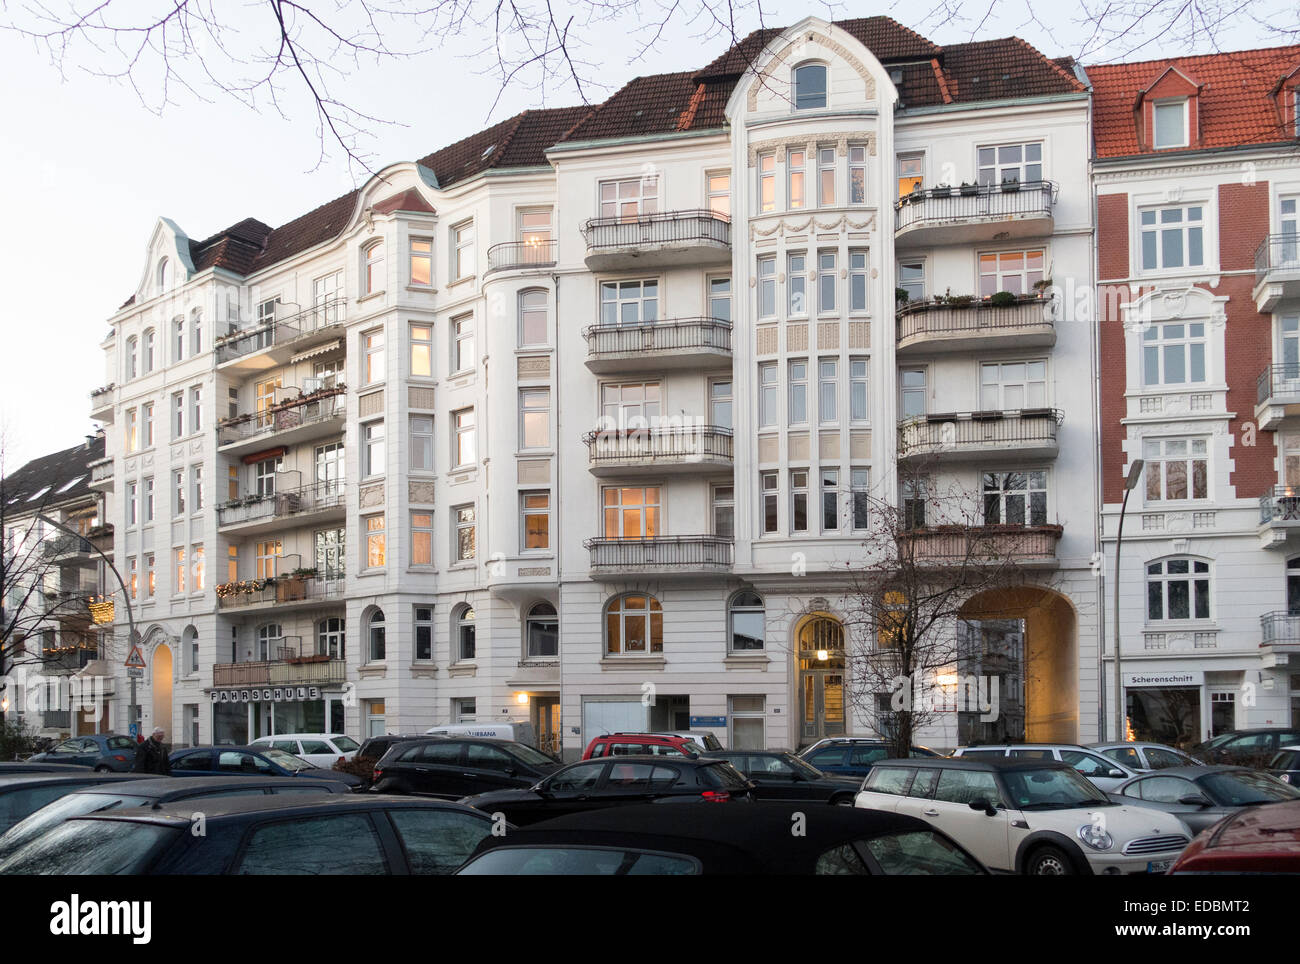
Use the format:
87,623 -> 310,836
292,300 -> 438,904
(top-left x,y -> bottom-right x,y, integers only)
968,798 -> 998,817
1177,793 -> 1212,808
1108,769 -> 1126,779
505,768 -> 518,777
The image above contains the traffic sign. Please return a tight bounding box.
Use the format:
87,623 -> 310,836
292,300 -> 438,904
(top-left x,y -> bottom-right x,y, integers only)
127,667 -> 144,679
129,723 -> 139,738
125,644 -> 146,670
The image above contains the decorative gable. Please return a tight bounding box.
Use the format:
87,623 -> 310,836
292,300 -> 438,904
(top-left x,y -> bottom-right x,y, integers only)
1271,64 -> 1300,138
1134,66 -> 1202,152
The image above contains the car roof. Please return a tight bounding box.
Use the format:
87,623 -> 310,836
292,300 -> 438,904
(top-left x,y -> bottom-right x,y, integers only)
872,756 -> 1072,772
1206,799 -> 1300,849
575,754 -> 723,766
73,792 -> 480,828
64,775 -> 352,800
959,743 -> 1089,750
250,733 -> 349,741
0,773 -> 154,790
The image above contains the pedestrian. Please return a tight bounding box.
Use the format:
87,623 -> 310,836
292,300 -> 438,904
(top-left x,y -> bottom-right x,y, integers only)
133,727 -> 171,775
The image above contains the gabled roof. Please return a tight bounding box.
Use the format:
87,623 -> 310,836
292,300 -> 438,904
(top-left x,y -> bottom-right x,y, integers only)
372,188 -> 436,216
1089,45 -> 1300,158
2,436 -> 104,513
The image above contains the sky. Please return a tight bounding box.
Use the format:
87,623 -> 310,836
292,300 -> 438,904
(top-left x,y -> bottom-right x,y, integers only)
0,0 -> 1288,470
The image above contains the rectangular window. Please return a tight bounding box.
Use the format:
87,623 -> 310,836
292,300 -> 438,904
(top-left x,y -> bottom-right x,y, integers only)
758,154 -> 776,212
707,172 -> 730,218
519,289 -> 548,345
849,146 -> 867,204
257,297 -> 278,327
758,256 -> 777,318
791,470 -> 809,533
126,480 -> 138,526
255,540 -> 281,579
1154,100 -> 1188,149
852,468 -> 870,530
145,553 -> 155,598
172,470 -> 184,516
172,392 -> 184,439
142,403 -> 154,448
519,389 -> 550,449
411,512 -> 433,566
519,208 -> 553,252
314,528 -> 345,580
1144,438 -> 1209,502
900,369 -> 926,418
762,472 -> 779,534
787,149 -> 806,209
227,546 -> 238,582
850,251 -> 868,311
1140,205 -> 1205,271
174,547 -> 186,595
455,505 -> 476,561
410,237 -> 433,286
819,359 -> 837,422
897,154 -> 924,197
818,251 -> 837,313
173,316 -> 185,362
1147,559 -> 1211,621
143,330 -> 155,373
192,545 -> 204,592
850,358 -> 869,421
817,148 -> 836,206
143,476 -> 155,523
788,360 -> 808,425
599,175 -> 658,219
452,221 -> 475,280
758,363 -> 778,428
709,276 -> 732,322
599,280 -> 658,327
821,469 -> 839,531
979,249 -> 1045,297
125,409 -> 138,453
128,558 -> 138,600
599,381 -> 660,430
364,240 -> 385,295
710,379 -> 733,430
980,361 -> 1047,409
902,479 -> 927,529
454,408 -> 476,467
788,253 -> 807,315
228,465 -> 238,501
410,323 -> 432,377
601,486 -> 660,539
363,328 -> 384,384
312,271 -> 344,326
190,310 -> 203,355
365,515 -> 386,569
522,492 -> 550,550
414,606 -> 434,661
983,470 -> 1048,525
898,261 -> 925,303
712,485 -> 735,539
192,465 -> 204,512
254,378 -> 279,431
977,142 -> 1043,186
410,416 -> 434,472
363,421 -> 385,478
452,315 -> 474,373
190,386 -> 202,434
1143,322 -> 1207,386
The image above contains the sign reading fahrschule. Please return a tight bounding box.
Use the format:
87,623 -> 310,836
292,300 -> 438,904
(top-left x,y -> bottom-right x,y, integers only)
209,686 -> 322,703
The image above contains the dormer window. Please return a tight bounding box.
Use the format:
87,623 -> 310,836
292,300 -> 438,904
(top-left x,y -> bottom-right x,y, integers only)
793,63 -> 827,110
1154,99 -> 1188,149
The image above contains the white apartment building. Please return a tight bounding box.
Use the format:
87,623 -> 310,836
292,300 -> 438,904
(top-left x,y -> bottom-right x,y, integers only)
88,16 -> 1102,756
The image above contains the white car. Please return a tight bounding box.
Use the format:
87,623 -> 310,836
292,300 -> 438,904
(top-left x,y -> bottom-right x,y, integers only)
952,743 -> 1139,791
856,757 -> 1190,875
248,733 -> 360,768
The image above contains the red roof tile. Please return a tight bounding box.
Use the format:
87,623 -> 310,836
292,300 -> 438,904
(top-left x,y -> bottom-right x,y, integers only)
372,188 -> 436,215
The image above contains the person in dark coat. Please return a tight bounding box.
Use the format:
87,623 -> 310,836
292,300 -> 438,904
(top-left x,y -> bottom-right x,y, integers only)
133,727 -> 171,775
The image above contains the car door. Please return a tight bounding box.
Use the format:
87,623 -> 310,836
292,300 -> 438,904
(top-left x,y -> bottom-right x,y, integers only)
1144,747 -> 1198,770
856,765 -> 916,813
384,807 -> 496,874
298,739 -> 336,768
924,769 -> 1013,872
846,745 -> 889,778
804,746 -> 850,776
217,751 -> 278,777
1126,775 -> 1227,835
1060,750 -> 1130,792
233,811 -> 392,875
411,741 -> 469,797
1102,745 -> 1145,772
596,761 -> 681,810
744,755 -> 802,801
529,761 -> 610,821
170,750 -> 217,776
889,767 -> 940,821
461,742 -> 529,796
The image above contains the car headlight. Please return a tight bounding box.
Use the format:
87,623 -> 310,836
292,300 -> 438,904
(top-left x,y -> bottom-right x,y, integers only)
1077,824 -> 1114,851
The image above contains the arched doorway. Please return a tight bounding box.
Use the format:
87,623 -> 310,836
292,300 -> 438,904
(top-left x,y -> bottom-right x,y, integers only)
958,588 -> 1077,744
151,641 -> 174,741
796,614 -> 846,743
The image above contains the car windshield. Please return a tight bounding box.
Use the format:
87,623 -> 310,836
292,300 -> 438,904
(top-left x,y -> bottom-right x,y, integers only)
860,831 -> 986,875
0,792 -> 155,859
1001,767 -> 1112,809
499,742 -> 554,766
458,846 -> 700,875
1201,770 -> 1300,805
332,737 -> 360,752
260,748 -> 315,771
0,819 -> 177,874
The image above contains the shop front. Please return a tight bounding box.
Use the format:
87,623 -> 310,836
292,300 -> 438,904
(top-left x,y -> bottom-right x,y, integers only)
210,684 -> 347,744
1123,670 -> 1205,748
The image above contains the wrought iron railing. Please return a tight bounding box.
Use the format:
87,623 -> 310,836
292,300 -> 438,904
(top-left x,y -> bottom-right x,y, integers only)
584,535 -> 733,571
581,209 -> 730,252
216,481 -> 345,528
1262,611 -> 1300,647
43,534 -> 93,560
584,425 -> 733,467
898,409 -> 1062,457
1256,364 -> 1300,406
215,297 -> 346,363
896,295 -> 1053,344
216,575 -> 345,610
898,524 -> 1063,563
218,388 -> 345,447
1259,486 -> 1300,524
1255,234 -> 1300,285
212,655 -> 346,688
895,180 -> 1056,233
584,317 -> 732,357
486,239 -> 558,272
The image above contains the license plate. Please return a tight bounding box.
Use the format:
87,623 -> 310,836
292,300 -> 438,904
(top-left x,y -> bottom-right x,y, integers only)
1146,859 -> 1172,873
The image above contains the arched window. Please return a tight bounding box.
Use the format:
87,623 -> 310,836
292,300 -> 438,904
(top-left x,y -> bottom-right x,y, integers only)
525,602 -> 558,659
797,615 -> 844,654
126,336 -> 138,380
157,257 -> 171,292
364,240 -> 385,295
455,606 -> 476,662
519,288 -> 548,347
142,328 -> 155,373
728,591 -> 765,653
182,625 -> 199,674
605,594 -> 662,656
367,609 -> 386,661
257,623 -> 282,661
1146,558 -> 1211,622
793,63 -> 828,110
318,617 -> 345,659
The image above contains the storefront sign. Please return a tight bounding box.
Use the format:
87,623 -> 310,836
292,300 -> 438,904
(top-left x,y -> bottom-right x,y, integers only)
209,686 -> 322,703
689,716 -> 727,728
1123,671 -> 1204,688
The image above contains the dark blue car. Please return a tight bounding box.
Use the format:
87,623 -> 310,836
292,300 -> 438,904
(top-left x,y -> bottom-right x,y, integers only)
28,734 -> 139,772
798,739 -> 942,779
168,746 -> 362,788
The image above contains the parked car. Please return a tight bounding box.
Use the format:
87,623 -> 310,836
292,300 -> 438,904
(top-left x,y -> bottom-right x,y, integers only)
0,775 -> 352,860
0,762 -> 100,773
460,755 -> 754,825
856,757 -> 1190,874
247,733 -> 361,768
1170,799 -> 1300,873
0,773 -> 152,835
798,738 -> 941,780
168,746 -> 362,788
1109,765 -> 1300,836
702,751 -> 859,804
1090,742 -> 1203,772
952,744 -> 1139,792
457,802 -> 988,875
661,731 -> 724,751
424,722 -> 537,747
371,737 -> 562,798
581,733 -> 705,759
1193,728 -> 1300,767
1268,745 -> 1300,784
26,734 -> 139,772
0,794 -> 502,875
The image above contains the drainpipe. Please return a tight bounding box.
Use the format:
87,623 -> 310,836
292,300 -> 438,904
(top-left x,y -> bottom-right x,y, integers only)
1087,85 -> 1108,744
552,271 -> 565,760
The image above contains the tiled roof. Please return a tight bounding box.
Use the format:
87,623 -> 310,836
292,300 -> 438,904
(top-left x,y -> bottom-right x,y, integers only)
372,188 -> 436,216
1089,46 -> 1300,157
2,435 -> 104,512
561,72 -> 732,142
937,37 -> 1086,103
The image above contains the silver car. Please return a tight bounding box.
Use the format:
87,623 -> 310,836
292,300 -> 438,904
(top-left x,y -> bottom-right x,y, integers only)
1090,742 -> 1202,773
951,744 -> 1139,792
1109,765 -> 1300,836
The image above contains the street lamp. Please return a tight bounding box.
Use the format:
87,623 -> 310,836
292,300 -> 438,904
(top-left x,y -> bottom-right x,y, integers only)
1113,460 -> 1144,743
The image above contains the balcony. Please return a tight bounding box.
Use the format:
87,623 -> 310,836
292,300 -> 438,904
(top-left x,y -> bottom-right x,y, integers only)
1255,365 -> 1300,430
88,524 -> 114,558
585,535 -> 733,580
213,652 -> 346,689
43,534 -> 95,568
898,524 -> 1063,568
897,410 -> 1062,463
581,210 -> 730,271
896,295 -> 1055,356
1253,235 -> 1300,312
216,573 -> 345,612
218,384 -> 346,456
88,457 -> 114,492
89,384 -> 115,423
1262,612 -> 1300,655
486,239 -> 558,274
894,181 -> 1056,248
1257,486 -> 1300,547
216,480 -> 346,536
583,425 -> 733,477
214,298 -> 346,373
584,318 -> 732,373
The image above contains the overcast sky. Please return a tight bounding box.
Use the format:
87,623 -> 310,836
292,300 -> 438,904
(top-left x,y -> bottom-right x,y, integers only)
0,0 -> 1286,469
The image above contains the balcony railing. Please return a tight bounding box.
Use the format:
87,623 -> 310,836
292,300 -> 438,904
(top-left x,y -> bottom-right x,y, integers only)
1261,611 -> 1300,647
1259,486 -> 1300,525
1256,234 -> 1300,284
217,481 -> 345,529
895,180 -> 1055,233
896,295 -> 1054,350
1256,364 -> 1300,407
898,409 -> 1062,459
581,210 -> 730,268
585,317 -> 732,358
89,458 -> 114,487
898,524 -> 1064,564
213,655 -> 346,688
42,709 -> 71,728
216,574 -> 345,610
43,534 -> 93,560
486,239 -> 558,273
218,386 -> 345,447
215,298 -> 346,364
583,425 -> 733,470
585,535 -> 734,573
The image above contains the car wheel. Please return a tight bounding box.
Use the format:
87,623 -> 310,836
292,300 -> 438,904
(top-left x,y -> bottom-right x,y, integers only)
1026,845 -> 1075,876
94,765 -> 111,773
831,795 -> 854,806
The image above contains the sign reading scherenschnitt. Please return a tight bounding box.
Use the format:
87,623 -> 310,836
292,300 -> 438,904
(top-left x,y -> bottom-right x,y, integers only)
1123,670 -> 1205,688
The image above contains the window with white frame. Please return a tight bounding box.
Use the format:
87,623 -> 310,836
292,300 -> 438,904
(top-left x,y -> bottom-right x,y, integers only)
522,492 -> 550,550
817,148 -> 836,206
730,695 -> 766,749
453,408 -> 475,467
758,256 -> 776,317
367,609 -> 386,661
978,249 -> 1045,297
255,540 -> 281,579
526,603 -> 558,659
452,697 -> 476,723
190,386 -> 202,433
787,149 -> 806,209
900,368 -> 926,418
174,547 -> 186,595
410,416 -> 434,472
1142,321 -> 1207,386
365,515 -> 385,569
791,470 -> 809,533
143,476 -> 154,522
1153,100 -> 1188,149
126,337 -> 138,380
850,251 -> 868,311
258,623 -> 281,661
363,240 -> 385,295
519,288 -> 548,345
145,553 -> 155,597
410,511 -> 433,566
758,363 -> 777,427
452,221 -> 475,280
792,63 -> 827,110
157,257 -> 170,292
710,379 -> 732,430
190,308 -> 203,355
257,297 -> 279,328
600,382 -> 660,431
172,470 -> 184,517
599,175 -> 658,220
851,468 -> 870,530
173,316 -> 185,362
707,172 -> 730,218
191,544 -> 204,592
1144,438 -> 1208,502
982,470 -> 1048,525
456,606 -> 476,660
761,472 -> 779,534
787,253 -> 807,315
313,271 -> 344,325
601,486 -> 660,539
315,528 -> 345,580
850,358 -> 869,421
142,402 -> 154,448
320,616 -> 345,659
709,276 -> 731,322
191,465 -> 204,512
125,408 -> 138,452
600,280 -> 658,327
788,360 -> 808,425
315,442 -> 344,493
758,154 -> 776,213
452,315 -> 474,372
519,389 -> 550,450
1147,558 -> 1211,622
980,361 -> 1047,410
409,237 -> 433,286
898,261 -> 924,303
413,607 -> 433,661
1140,205 -> 1205,271
897,154 -> 924,198
363,421 -> 384,478
142,329 -> 155,373
172,392 -> 184,439
817,251 -> 837,313
977,142 -> 1043,186
712,484 -> 734,539
363,328 -> 384,384
729,591 -> 765,652
818,359 -> 837,423
849,146 -> 867,204
518,208 -> 552,254
605,594 -> 662,655
821,469 -> 839,531
454,505 -> 476,561
410,323 -> 432,377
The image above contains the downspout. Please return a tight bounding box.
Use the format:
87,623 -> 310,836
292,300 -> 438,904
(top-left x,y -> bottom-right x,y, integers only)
1087,77 -> 1108,742
552,271 -> 565,760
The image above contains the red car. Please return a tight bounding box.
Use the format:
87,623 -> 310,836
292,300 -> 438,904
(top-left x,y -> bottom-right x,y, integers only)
1170,799 -> 1300,873
581,733 -> 704,760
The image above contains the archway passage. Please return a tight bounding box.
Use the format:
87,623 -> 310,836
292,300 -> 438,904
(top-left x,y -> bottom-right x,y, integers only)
796,615 -> 846,743
958,588 -> 1077,744
151,642 -> 173,742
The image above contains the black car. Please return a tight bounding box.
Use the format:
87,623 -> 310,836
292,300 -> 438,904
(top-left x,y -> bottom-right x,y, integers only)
0,773 -> 152,835
0,762 -> 99,774
168,746 -> 362,788
1193,728 -> 1300,766
0,794 -> 502,875
460,755 -> 755,825
356,734 -> 427,762
703,751 -> 860,804
456,802 -> 988,875
371,737 -> 561,798
798,738 -> 942,779
1269,746 -> 1300,785
0,775 -> 353,860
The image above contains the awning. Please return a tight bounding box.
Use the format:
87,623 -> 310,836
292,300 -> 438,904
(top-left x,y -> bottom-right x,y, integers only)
242,446 -> 288,466
289,340 -> 342,364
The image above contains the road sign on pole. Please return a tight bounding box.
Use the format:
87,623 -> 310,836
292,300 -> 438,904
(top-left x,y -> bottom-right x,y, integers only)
125,644 -> 146,670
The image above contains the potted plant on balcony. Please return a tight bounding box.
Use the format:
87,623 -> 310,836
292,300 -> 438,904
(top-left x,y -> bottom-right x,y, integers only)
896,287 -> 911,307
1032,278 -> 1053,298
1000,177 -> 1021,192
276,567 -> 315,603
960,181 -> 979,196
989,290 -> 1017,307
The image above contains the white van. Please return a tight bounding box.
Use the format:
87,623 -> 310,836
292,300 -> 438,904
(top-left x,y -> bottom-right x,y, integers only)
424,722 -> 537,747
